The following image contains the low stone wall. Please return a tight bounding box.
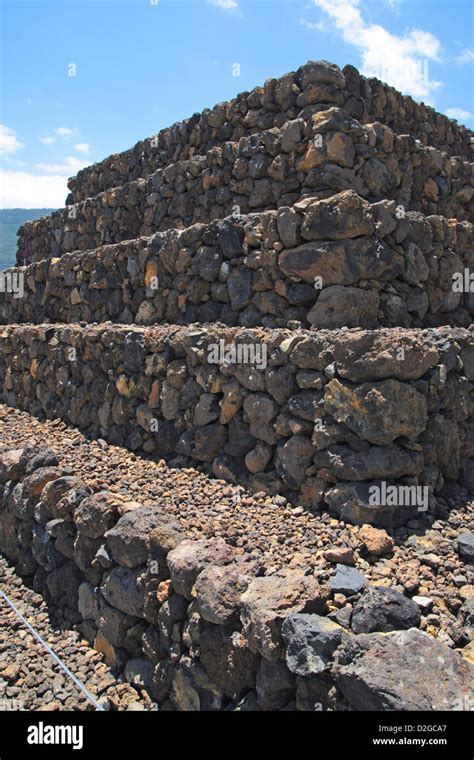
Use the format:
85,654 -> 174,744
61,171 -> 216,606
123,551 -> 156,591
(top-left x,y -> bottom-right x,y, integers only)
66,61 -> 473,204
1,324 -> 472,527
4,197 -> 474,330
0,443 -> 472,711
17,110 -> 473,266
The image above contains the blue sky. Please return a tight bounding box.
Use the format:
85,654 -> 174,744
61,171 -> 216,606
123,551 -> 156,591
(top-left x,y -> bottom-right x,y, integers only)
0,0 -> 473,208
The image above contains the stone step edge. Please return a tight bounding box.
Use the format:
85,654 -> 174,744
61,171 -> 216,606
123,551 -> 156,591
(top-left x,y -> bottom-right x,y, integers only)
1,321 -> 472,530
4,195 -> 473,332
8,199 -> 474,275
18,106 -> 474,248
67,60 -> 473,204
2,322 -> 472,360
3,321 -> 472,339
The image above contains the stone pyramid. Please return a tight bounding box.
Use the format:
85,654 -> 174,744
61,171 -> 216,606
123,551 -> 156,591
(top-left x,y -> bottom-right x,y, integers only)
0,60 -> 472,711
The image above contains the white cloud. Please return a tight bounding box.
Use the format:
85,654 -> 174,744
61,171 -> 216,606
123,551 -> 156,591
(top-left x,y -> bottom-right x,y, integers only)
0,125 -> 24,156
0,170 -> 67,208
313,0 -> 443,101
35,156 -> 88,174
455,48 -> 474,64
208,0 -> 238,9
300,18 -> 324,31
445,108 -> 472,122
74,143 -> 90,156
4,157 -> 28,167
39,136 -> 55,145
55,127 -> 75,139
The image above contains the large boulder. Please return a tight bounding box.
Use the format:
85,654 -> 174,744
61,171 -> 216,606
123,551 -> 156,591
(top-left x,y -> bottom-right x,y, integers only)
105,507 -> 181,569
275,435 -> 316,489
311,106 -> 363,136
124,658 -> 154,691
149,521 -> 184,557
192,422 -> 228,462
256,658 -> 295,710
171,657 -> 223,711
193,565 -> 250,625
243,394 -> 279,446
300,191 -> 375,241
279,238 -> 401,286
227,269 -> 252,309
22,446 -> 59,475
325,481 -> 420,528
123,332 -> 146,374
289,334 -> 335,370
100,566 -> 146,618
22,467 -> 64,499
324,379 -> 428,445
73,492 -> 120,539
297,61 -> 346,90
167,538 -> 235,601
97,605 -> 141,650
240,569 -> 329,661
46,561 -> 82,605
307,286 -> 379,329
199,625 -> 260,700
78,582 -> 104,621
40,477 -> 86,518
329,564 -> 366,596
457,534 -> 474,564
282,613 -> 346,675
350,586 -> 421,633
0,449 -> 25,483
333,330 -> 439,382
333,628 -> 474,710
7,482 -> 31,521
216,217 -> 245,259
314,445 -> 423,481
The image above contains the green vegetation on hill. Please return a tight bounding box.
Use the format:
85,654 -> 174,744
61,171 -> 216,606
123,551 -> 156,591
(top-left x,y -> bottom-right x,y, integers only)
0,209 -> 56,269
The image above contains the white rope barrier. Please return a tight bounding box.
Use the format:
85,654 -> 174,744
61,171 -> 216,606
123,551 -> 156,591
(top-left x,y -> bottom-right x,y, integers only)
0,588 -> 104,711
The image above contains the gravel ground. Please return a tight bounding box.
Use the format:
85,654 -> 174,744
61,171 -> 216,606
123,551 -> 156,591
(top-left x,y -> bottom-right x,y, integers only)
0,557 -> 155,711
1,402 -> 473,698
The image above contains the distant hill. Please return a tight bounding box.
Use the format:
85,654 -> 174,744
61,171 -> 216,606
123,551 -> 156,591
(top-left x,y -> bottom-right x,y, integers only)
0,209 -> 56,269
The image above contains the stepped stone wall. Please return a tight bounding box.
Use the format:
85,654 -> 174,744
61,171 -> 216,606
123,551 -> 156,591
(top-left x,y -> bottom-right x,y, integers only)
1,59 -> 473,534
17,110 -> 473,266
0,324 -> 472,528
0,60 -> 473,713
0,443 -> 472,712
66,61 -> 473,205
3,196 -> 473,330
